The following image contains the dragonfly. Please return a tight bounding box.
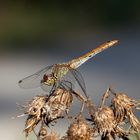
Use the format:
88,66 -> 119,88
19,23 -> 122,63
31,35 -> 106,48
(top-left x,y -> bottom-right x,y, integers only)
19,40 -> 118,98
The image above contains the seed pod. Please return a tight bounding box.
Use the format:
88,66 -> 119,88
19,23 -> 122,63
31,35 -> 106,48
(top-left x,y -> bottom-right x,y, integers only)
42,87 -> 86,126
24,115 -> 40,137
24,95 -> 47,118
22,86 -> 85,138
61,116 -> 93,140
94,107 -> 116,136
23,95 -> 47,137
42,88 -> 73,125
37,125 -> 59,140
87,104 -> 128,140
112,93 -> 140,132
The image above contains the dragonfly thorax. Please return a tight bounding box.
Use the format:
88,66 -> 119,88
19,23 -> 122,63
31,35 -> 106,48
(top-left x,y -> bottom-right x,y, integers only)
42,65 -> 70,87
53,65 -> 70,79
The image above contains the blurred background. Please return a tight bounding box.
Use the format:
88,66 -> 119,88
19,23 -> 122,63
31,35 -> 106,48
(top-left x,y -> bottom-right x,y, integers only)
0,0 -> 140,139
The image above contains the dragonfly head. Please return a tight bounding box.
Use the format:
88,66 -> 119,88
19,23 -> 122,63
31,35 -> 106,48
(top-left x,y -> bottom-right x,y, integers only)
42,74 -> 56,86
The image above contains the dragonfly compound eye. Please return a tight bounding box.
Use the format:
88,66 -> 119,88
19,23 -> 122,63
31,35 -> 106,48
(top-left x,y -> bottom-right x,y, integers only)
42,74 -> 55,86
43,74 -> 48,82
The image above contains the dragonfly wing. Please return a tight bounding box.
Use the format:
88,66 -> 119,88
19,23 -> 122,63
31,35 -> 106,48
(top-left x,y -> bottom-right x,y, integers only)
58,79 -> 75,91
18,65 -> 53,89
70,69 -> 88,99
41,82 -> 54,93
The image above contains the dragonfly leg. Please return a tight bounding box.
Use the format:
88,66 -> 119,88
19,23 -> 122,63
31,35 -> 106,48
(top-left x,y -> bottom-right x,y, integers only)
49,83 -> 57,96
64,80 -> 73,91
59,80 -> 73,91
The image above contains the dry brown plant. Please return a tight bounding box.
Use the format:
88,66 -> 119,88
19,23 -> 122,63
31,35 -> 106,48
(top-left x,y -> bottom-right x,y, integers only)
109,88 -> 140,132
86,88 -> 129,140
61,116 -> 93,140
37,123 -> 59,140
42,87 -> 85,125
94,106 -> 128,140
18,86 -> 140,140
23,95 -> 47,137
19,86 -> 86,139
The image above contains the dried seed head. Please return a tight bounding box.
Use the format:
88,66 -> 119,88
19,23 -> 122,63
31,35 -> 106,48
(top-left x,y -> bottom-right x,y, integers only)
46,88 -> 73,110
114,126 -> 128,139
64,116 -> 93,140
38,125 -> 48,139
24,115 -> 39,137
101,132 -> 113,140
94,107 -> 115,135
23,95 -> 47,137
112,93 -> 140,132
38,127 -> 59,140
126,110 -> 140,132
42,88 -> 73,125
45,131 -> 59,140
25,95 -> 47,117
91,106 -> 128,140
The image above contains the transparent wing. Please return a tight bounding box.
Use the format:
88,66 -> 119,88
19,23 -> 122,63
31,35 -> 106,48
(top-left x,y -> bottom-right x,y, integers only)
58,80 -> 75,91
60,68 -> 88,99
18,65 -> 53,89
70,69 -> 88,99
41,81 -> 54,93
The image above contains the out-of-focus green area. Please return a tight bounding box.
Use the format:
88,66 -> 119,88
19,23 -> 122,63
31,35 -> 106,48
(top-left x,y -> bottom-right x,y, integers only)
0,0 -> 140,45
129,132 -> 140,140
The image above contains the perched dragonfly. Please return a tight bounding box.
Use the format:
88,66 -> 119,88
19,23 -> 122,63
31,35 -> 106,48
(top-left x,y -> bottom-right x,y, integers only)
19,40 -> 118,98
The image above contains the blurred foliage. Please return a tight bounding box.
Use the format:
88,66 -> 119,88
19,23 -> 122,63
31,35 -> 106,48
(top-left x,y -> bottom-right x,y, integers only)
0,0 -> 140,44
128,132 -> 140,140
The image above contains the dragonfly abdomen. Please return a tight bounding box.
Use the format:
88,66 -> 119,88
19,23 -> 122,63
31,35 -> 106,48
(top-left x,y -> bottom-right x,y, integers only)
69,40 -> 118,69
